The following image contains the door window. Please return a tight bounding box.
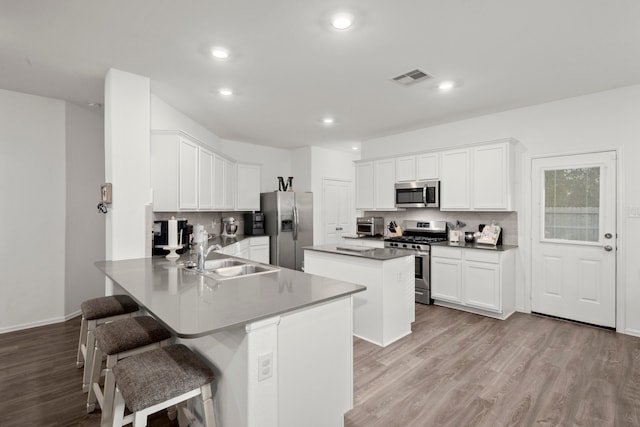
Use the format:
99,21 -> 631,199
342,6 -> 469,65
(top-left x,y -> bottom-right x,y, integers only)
543,167 -> 600,242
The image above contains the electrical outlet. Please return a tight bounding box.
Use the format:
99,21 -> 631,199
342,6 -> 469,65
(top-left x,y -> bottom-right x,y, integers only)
629,207 -> 640,218
258,352 -> 273,381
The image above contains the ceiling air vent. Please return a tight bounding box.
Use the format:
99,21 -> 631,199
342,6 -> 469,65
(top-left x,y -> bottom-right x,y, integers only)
391,69 -> 432,86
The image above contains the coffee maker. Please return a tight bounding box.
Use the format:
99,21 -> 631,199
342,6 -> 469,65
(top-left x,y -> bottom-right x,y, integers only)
244,212 -> 265,235
153,219 -> 191,255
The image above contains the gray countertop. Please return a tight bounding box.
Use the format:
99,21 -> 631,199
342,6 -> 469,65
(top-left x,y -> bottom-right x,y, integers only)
95,253 -> 365,338
341,235 -> 385,241
431,241 -> 518,251
303,244 -> 413,260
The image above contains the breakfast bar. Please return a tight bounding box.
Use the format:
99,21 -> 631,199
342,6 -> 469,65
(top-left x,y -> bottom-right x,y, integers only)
96,254 -> 365,427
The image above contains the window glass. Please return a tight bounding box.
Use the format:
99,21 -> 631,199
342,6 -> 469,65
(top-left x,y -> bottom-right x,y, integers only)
544,167 -> 600,241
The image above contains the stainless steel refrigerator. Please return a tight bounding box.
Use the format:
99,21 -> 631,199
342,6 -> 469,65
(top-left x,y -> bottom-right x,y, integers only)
260,191 -> 313,271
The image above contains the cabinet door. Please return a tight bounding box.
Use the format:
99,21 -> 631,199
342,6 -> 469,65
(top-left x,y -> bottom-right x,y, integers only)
440,149 -> 470,210
236,163 -> 261,211
150,134 -> 179,212
431,257 -> 463,303
179,138 -> 199,210
355,162 -> 375,210
375,159 -> 395,209
416,153 -> 439,180
463,261 -> 501,312
223,159 -> 236,210
250,245 -> 270,264
395,156 -> 416,182
472,143 -> 509,210
198,147 -> 214,210
213,155 -> 224,209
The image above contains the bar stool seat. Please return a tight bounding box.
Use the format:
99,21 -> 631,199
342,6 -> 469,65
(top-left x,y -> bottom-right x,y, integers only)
77,295 -> 139,392
87,316 -> 172,416
109,344 -> 216,427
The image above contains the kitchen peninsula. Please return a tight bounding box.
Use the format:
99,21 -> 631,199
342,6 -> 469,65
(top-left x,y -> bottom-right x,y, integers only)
96,254 -> 365,427
304,244 -> 414,347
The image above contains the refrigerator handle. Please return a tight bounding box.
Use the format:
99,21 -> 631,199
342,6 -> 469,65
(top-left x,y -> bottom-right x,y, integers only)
293,205 -> 299,240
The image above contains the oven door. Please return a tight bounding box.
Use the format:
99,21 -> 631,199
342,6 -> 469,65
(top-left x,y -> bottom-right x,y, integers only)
356,222 -> 373,236
395,183 -> 426,208
414,252 -> 431,305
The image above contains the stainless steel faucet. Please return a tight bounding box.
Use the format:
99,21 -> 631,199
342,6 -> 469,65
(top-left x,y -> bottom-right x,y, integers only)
196,243 -> 222,272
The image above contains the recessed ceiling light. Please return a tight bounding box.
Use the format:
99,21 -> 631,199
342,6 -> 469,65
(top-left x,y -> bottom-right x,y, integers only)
211,47 -> 230,59
322,117 -> 335,125
219,88 -> 233,96
438,81 -> 455,91
352,146 -> 359,151
331,13 -> 353,30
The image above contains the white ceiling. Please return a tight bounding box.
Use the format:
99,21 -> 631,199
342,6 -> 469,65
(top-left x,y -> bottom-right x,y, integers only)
2,1 -> 640,151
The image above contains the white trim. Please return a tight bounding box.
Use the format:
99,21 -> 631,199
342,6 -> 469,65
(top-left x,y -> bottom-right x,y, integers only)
0,309 -> 81,334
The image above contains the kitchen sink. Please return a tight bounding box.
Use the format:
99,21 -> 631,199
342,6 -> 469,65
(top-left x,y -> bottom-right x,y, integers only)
204,259 -> 245,270
211,264 -> 279,278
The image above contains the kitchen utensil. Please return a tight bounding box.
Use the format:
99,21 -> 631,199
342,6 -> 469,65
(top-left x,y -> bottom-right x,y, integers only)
222,217 -> 238,237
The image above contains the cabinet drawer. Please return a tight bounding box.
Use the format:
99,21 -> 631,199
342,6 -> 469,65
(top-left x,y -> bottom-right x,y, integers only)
250,236 -> 269,246
465,250 -> 500,264
431,247 -> 462,260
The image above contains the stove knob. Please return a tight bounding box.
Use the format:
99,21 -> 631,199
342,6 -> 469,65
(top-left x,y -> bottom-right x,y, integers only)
411,245 -> 416,249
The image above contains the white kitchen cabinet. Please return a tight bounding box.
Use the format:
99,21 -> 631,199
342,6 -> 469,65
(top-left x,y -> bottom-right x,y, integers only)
220,242 -> 239,256
416,152 -> 439,180
440,149 -> 471,210
355,160 -> 398,210
223,159 -> 236,210
236,163 -> 261,211
440,140 -> 515,211
395,153 -> 439,182
249,236 -> 270,264
395,156 -> 416,182
339,237 -> 384,249
237,239 -> 250,260
198,147 -> 214,210
151,131 -> 200,212
213,154 -> 225,209
431,245 -> 515,319
355,162 -> 375,210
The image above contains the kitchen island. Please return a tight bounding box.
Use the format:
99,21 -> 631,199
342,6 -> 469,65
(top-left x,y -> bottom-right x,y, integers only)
96,254 -> 365,427
303,244 -> 415,347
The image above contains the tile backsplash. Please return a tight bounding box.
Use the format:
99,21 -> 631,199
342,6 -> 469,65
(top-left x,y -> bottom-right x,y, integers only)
154,211 -> 249,237
363,210 -> 518,245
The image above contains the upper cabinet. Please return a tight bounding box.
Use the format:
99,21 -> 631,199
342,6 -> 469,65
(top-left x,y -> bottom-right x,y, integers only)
236,163 -> 261,211
151,130 -> 254,212
395,153 -> 440,182
440,140 -> 515,211
355,159 -> 397,210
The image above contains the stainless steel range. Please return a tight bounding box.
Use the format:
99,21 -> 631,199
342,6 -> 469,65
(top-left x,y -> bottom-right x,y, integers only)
384,220 -> 447,305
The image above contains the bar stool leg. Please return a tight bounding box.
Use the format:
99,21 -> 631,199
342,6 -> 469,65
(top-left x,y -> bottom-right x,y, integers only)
82,319 -> 98,392
86,345 -> 104,413
76,316 -> 88,368
201,385 -> 217,427
110,387 -> 125,427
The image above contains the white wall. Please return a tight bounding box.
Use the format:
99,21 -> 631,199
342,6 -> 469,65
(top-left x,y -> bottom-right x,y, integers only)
362,84 -> 640,336
64,103 -> 105,315
0,89 -> 66,331
105,69 -> 151,261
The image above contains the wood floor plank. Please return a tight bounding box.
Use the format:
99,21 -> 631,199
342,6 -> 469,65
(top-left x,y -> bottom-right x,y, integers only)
2,304 -> 640,426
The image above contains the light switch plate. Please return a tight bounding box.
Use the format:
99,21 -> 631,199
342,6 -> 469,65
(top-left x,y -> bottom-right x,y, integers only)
629,207 -> 640,218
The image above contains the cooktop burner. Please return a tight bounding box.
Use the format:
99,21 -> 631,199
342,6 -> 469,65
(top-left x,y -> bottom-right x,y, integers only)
384,219 -> 448,248
385,235 -> 447,244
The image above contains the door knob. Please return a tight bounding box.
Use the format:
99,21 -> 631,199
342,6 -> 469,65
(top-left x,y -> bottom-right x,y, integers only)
604,245 -> 613,252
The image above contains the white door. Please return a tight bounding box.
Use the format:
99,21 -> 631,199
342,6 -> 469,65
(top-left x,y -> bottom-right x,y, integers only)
323,179 -> 352,244
531,151 -> 617,327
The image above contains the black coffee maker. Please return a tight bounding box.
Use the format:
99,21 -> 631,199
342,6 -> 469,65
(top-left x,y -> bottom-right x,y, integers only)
244,212 -> 265,235
153,219 -> 192,255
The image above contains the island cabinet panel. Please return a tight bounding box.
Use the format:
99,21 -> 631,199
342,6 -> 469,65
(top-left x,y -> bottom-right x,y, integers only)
431,245 -> 516,319
304,249 -> 414,347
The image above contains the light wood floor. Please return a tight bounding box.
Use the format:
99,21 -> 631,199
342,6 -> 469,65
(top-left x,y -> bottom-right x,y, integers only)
1,305 -> 639,426
345,304 -> 640,427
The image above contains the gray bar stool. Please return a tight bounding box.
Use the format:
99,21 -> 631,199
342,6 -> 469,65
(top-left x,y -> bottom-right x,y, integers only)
77,295 -> 139,392
86,315 -> 173,419
108,344 -> 216,427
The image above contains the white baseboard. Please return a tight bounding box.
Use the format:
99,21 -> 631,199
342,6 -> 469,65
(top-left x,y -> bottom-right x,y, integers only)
624,328 -> 640,338
0,309 -> 81,335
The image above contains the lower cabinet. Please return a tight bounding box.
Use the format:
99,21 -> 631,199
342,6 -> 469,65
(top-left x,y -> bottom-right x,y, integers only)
339,238 -> 384,249
249,236 -> 270,264
431,246 -> 515,319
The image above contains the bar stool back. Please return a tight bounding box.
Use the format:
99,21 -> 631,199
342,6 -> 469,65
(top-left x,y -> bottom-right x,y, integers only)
77,295 -> 139,392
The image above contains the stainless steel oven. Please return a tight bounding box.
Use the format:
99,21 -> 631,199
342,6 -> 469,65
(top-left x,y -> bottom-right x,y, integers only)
356,217 -> 385,236
384,220 -> 447,305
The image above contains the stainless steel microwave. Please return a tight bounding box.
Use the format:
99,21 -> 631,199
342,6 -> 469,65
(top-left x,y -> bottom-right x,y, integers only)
395,181 -> 440,208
